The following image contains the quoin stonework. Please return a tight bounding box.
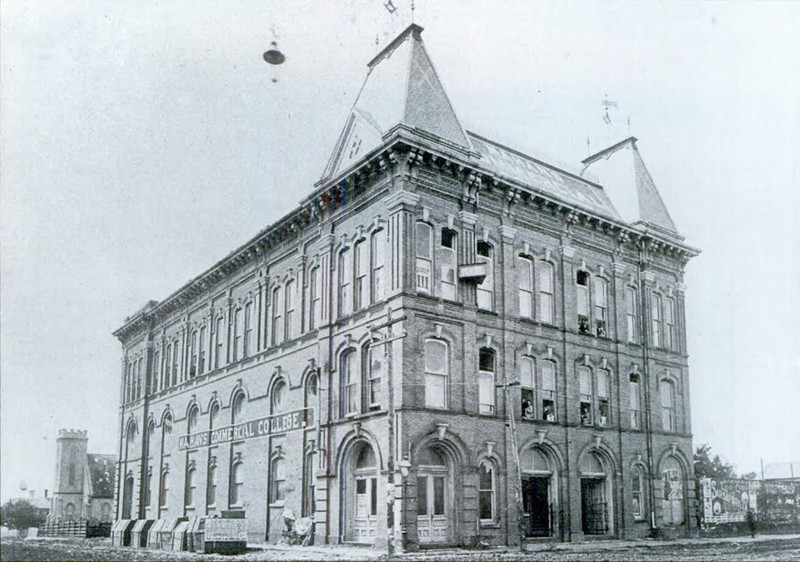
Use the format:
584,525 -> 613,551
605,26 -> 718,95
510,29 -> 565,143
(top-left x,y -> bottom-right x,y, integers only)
113,24 -> 699,548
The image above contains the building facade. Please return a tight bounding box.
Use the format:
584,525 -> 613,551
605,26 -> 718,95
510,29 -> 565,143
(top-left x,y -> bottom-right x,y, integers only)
49,430 -> 115,523
113,25 -> 699,548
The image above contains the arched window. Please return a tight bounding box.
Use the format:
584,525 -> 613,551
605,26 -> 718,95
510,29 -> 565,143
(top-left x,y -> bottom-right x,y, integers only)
629,374 -> 641,429
209,402 -> 220,430
519,356 -> 535,420
665,296 -> 675,350
153,349 -> 161,392
230,460 -> 244,507
185,464 -> 197,507
579,366 -> 593,425
341,349 -> 358,416
146,420 -> 155,459
371,230 -> 385,303
478,461 -> 496,523
415,223 -> 433,294
366,342 -> 383,409
164,344 -> 172,388
593,277 -> 608,337
662,457 -> 685,525
540,360 -> 556,421
271,286 -> 283,346
284,281 -> 295,341
631,465 -> 647,520
171,340 -> 180,385
244,301 -> 253,357
539,261 -> 555,324
187,405 -> 199,434
136,358 -> 143,399
518,256 -> 534,318
270,456 -> 285,504
159,469 -> 169,508
232,308 -> 242,362
597,369 -> 610,427
214,316 -> 225,369
125,422 -> 136,460
476,241 -> 494,310
478,348 -> 495,415
198,325 -> 207,375
354,240 -> 368,311
651,292 -> 663,347
339,248 -> 352,317
190,329 -> 198,377
309,266 -> 320,330
576,270 -> 591,333
231,392 -> 246,424
207,460 -> 217,507
271,379 -> 287,413
626,286 -> 638,343
65,502 -> 76,522
440,228 -> 457,300
144,467 -> 152,508
424,339 -> 448,409
304,373 -> 318,426
660,379 -> 676,431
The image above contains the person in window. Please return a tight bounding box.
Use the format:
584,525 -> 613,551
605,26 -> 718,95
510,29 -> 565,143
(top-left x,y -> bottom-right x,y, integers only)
543,403 -> 555,422
522,398 -> 534,420
580,403 -> 592,426
597,323 -> 606,338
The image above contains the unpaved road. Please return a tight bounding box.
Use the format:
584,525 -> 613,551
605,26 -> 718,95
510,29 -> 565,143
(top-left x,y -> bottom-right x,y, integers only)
1,535 -> 799,561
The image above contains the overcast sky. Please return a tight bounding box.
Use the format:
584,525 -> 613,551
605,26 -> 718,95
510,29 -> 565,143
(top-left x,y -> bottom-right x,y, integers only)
2,0 -> 798,501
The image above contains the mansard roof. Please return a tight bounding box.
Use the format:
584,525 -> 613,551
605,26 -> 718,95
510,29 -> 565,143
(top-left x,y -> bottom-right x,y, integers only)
321,24 -> 470,182
581,137 -> 679,236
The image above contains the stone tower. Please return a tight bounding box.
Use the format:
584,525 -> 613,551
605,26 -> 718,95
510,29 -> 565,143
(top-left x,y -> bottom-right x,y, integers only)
51,429 -> 88,521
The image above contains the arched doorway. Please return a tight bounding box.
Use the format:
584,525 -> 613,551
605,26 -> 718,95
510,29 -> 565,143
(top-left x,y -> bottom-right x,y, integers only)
520,446 -> 558,537
579,451 -> 613,535
661,456 -> 685,526
122,474 -> 134,519
343,441 -> 378,544
415,445 -> 453,545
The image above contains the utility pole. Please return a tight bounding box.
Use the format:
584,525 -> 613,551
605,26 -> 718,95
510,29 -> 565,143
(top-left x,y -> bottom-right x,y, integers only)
369,308 -> 407,556
503,380 -> 526,552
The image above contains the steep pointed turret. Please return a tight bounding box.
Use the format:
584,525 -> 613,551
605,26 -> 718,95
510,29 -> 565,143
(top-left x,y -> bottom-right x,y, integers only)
321,24 -> 470,182
581,137 -> 680,237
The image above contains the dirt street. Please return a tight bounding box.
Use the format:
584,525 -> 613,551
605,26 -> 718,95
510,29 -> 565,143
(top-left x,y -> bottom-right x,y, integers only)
1,535 -> 798,561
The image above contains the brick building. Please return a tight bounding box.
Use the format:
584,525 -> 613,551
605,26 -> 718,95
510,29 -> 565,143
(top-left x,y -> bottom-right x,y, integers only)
112,24 -> 699,547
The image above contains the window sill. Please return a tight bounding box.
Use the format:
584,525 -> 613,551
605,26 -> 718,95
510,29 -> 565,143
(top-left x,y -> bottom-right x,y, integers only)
269,501 -> 285,509
479,521 -> 500,529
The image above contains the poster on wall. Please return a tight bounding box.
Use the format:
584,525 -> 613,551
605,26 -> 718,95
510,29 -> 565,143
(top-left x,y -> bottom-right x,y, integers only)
761,480 -> 800,523
699,478 -> 759,524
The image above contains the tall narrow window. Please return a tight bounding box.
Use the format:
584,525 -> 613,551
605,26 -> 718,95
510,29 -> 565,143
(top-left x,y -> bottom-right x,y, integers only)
593,277 -> 608,337
171,341 -> 179,386
478,348 -> 495,415
371,230 -> 385,303
309,267 -> 320,330
651,293 -> 662,348
520,356 -> 535,420
213,317 -> 223,369
665,297 -> 675,350
232,308 -> 242,362
144,468 -> 152,507
160,470 -> 169,508
367,343 -> 383,408
339,249 -> 352,317
230,461 -> 243,506
207,462 -> 217,507
354,240 -> 368,311
271,286 -> 282,346
341,350 -> 358,416
597,369 -> 610,426
270,457 -> 285,503
539,261 -> 555,324
626,286 -> 638,343
136,359 -> 143,399
440,229 -> 457,300
125,363 -> 132,402
629,374 -> 641,429
660,379 -> 676,431
232,392 -> 246,424
302,451 -> 315,517
164,345 -> 172,388
576,270 -> 591,334
478,461 -> 495,522
415,223 -> 432,294
632,466 -> 646,520
190,331 -> 198,377
476,242 -> 494,310
541,361 -> 556,421
198,326 -> 206,375
579,366 -> 593,426
271,379 -> 286,413
185,465 -> 196,507
518,256 -> 534,319
424,339 -> 448,409
244,302 -> 253,357
187,406 -> 199,434
284,281 -> 295,341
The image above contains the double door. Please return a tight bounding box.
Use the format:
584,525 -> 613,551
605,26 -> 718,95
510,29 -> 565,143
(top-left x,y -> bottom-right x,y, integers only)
353,476 -> 377,543
416,473 -> 450,544
522,476 -> 551,537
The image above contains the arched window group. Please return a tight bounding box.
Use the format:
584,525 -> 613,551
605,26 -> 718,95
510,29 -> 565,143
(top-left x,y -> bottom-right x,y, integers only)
424,339 -> 448,409
519,357 -> 557,422
518,255 -> 556,324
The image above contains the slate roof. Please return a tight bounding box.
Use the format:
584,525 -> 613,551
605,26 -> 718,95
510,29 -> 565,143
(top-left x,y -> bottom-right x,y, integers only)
86,454 -> 116,498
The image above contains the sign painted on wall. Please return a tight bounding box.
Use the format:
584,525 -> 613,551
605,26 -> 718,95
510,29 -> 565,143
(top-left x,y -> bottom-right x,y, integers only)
699,477 -> 759,524
178,408 -> 311,451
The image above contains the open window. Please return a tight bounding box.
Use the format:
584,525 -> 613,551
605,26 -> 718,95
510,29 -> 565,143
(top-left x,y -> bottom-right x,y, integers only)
576,270 -> 591,334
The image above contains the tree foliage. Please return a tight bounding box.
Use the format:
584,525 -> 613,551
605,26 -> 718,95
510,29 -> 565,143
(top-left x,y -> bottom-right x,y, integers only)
0,499 -> 46,531
694,443 -> 737,479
